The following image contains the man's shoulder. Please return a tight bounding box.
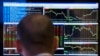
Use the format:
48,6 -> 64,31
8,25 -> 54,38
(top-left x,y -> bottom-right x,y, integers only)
36,53 -> 52,56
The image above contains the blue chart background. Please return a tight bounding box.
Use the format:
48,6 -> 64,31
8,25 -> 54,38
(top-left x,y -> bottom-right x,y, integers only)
3,7 -> 27,22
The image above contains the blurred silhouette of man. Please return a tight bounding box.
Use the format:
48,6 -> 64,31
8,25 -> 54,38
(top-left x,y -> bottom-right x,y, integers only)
16,14 -> 59,56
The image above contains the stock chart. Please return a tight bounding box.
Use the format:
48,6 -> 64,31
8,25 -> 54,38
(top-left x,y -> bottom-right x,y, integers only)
45,8 -> 98,55
64,44 -> 98,54
45,9 -> 98,22
64,25 -> 98,42
3,3 -> 98,56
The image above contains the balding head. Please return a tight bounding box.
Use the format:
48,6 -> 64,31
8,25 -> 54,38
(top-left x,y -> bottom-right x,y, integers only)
17,14 -> 55,53
20,14 -> 52,36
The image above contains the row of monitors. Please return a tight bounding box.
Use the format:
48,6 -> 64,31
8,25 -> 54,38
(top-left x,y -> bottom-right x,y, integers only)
3,3 -> 98,55
3,24 -> 98,54
4,7 -> 98,22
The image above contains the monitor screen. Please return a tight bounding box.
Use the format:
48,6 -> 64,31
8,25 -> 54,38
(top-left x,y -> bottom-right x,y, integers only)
3,2 -> 98,56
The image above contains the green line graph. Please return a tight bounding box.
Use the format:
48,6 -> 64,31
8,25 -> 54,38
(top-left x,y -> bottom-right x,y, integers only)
45,9 -> 98,21
64,25 -> 97,39
45,9 -> 76,21
65,45 -> 97,52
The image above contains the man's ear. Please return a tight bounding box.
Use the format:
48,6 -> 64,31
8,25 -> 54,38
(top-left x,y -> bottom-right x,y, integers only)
52,36 -> 59,52
15,40 -> 22,53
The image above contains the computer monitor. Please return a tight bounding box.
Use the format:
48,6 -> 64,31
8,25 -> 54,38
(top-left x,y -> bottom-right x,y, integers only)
3,2 -> 98,56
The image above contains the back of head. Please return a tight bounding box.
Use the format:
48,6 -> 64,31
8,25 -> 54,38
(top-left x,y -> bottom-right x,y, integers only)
17,14 -> 54,53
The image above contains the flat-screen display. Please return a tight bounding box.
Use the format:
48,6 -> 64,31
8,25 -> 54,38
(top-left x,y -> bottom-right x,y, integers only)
3,2 -> 98,56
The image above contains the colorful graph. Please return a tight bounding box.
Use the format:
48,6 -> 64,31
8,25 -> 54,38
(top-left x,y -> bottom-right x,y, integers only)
3,6 -> 98,55
3,24 -> 17,48
3,24 -> 64,48
54,25 -> 64,47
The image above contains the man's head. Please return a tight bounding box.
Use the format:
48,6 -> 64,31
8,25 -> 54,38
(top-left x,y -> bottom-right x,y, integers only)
16,14 -> 58,56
